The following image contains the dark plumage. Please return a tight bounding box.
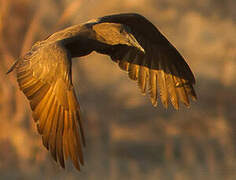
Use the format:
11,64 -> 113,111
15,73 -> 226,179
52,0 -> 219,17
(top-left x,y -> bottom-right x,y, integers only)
8,13 -> 197,171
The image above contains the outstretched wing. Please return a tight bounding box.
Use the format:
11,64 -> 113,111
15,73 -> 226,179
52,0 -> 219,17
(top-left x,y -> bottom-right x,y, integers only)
16,43 -> 84,170
93,13 -> 197,109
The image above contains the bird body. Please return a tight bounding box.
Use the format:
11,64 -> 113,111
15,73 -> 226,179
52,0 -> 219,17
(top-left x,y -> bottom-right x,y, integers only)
8,13 -> 197,171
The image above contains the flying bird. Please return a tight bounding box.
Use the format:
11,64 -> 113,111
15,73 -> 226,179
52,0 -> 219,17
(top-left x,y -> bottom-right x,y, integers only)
8,13 -> 197,171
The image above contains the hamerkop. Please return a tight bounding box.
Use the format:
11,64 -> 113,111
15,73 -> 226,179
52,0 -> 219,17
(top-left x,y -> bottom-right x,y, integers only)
8,13 -> 197,171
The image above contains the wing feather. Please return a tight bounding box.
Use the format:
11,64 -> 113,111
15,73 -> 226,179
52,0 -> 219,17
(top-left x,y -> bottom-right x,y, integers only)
37,87 -> 55,134
138,66 -> 148,94
170,64 -> 190,106
148,69 -> 158,107
56,108 -> 65,168
128,63 -> 139,80
118,60 -> 130,71
42,98 -> 57,150
156,69 -> 168,108
63,110 -> 70,161
164,64 -> 179,109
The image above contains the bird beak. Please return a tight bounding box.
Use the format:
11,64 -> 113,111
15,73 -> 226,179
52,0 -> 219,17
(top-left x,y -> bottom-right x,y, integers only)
126,33 -> 145,54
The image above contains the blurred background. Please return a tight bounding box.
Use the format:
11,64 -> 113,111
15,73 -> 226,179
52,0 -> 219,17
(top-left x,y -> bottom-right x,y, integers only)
0,0 -> 235,179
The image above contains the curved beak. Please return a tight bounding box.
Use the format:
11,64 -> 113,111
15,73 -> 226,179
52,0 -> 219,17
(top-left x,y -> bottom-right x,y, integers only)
126,33 -> 145,54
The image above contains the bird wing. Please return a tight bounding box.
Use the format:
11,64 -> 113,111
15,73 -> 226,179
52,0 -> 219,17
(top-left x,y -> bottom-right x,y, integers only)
92,13 -> 197,109
16,43 -> 84,170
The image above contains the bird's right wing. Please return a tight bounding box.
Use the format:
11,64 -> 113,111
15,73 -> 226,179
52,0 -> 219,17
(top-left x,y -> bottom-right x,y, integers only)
93,13 -> 197,109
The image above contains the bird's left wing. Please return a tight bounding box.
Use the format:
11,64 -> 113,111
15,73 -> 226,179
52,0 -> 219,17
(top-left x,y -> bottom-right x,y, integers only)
16,43 -> 84,170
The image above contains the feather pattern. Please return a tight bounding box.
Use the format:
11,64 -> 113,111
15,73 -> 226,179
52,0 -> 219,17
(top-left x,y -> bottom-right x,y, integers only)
15,43 -> 84,171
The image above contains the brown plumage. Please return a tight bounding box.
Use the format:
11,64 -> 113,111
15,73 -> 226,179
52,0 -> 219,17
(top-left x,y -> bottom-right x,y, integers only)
8,13 -> 197,171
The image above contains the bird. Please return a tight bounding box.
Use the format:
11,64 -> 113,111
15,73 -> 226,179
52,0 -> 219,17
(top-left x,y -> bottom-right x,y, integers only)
7,13 -> 197,171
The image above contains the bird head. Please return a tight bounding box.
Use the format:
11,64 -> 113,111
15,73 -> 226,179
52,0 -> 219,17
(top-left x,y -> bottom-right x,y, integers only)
93,23 -> 145,54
